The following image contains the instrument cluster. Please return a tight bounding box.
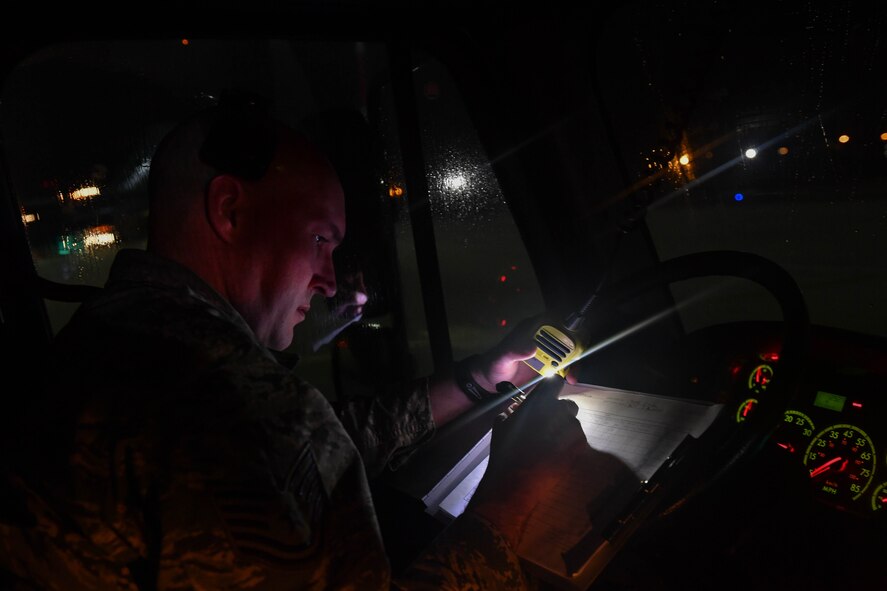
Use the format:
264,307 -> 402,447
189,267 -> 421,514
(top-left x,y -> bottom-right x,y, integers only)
731,332 -> 887,517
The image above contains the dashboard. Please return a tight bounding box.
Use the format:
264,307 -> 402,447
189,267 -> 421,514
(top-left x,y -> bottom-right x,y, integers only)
575,314 -> 887,516
589,319 -> 887,590
710,321 -> 887,518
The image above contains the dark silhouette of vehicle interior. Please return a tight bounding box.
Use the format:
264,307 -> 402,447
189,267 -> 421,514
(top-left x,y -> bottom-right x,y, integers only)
1,3 -> 885,589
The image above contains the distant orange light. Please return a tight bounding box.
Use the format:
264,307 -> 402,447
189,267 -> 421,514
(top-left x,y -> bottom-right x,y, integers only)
181,39 -> 190,46
777,146 -> 789,155
388,185 -> 404,198
880,132 -> 887,141
678,154 -> 690,166
838,134 -> 850,144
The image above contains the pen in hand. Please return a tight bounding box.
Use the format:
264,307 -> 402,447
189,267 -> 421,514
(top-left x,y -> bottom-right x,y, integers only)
495,381 -> 529,420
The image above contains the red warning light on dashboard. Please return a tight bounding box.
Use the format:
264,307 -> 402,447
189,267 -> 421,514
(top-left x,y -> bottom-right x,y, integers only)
761,352 -> 780,361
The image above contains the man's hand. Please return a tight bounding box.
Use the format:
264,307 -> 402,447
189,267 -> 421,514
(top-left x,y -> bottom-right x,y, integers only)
429,314 -> 579,427
470,315 -> 579,392
465,376 -> 587,547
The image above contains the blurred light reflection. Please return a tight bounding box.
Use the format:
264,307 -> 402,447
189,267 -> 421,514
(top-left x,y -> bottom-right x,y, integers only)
70,185 -> 101,201
57,224 -> 119,255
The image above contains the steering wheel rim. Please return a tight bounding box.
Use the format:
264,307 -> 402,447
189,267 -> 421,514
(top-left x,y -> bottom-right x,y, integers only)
594,249 -> 811,510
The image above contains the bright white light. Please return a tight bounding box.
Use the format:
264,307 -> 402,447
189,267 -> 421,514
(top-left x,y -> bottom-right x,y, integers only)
82,226 -> 117,247
444,174 -> 467,190
744,148 -> 757,159
70,186 -> 101,200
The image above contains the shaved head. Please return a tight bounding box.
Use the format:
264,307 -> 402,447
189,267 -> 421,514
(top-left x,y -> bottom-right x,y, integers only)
145,95 -> 346,349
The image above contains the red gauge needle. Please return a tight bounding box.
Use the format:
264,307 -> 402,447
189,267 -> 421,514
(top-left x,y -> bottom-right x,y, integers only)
838,459 -> 848,473
776,442 -> 796,453
810,457 -> 843,478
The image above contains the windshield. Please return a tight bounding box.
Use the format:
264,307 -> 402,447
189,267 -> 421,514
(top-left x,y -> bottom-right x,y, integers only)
594,3 -> 887,337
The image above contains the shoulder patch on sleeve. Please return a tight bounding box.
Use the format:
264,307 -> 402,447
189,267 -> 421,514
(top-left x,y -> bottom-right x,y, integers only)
212,445 -> 327,568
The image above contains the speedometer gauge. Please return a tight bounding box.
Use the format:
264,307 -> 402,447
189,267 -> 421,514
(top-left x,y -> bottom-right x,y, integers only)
804,424 -> 876,503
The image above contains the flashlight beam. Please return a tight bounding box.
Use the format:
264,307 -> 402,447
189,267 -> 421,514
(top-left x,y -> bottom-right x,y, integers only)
440,279 -> 734,434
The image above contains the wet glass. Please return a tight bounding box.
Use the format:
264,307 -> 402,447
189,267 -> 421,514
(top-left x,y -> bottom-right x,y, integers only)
595,3 -> 887,336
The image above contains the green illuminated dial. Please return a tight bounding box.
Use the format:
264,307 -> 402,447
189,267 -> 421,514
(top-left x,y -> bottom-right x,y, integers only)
735,398 -> 758,423
871,482 -> 887,512
772,410 -> 815,454
748,364 -> 774,394
804,424 -> 876,502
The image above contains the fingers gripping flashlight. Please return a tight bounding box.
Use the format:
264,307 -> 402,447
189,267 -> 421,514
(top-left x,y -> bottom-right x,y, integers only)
524,323 -> 584,378
522,248 -> 620,379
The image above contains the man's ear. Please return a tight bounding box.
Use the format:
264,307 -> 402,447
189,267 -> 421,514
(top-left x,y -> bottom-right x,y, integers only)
204,174 -> 243,243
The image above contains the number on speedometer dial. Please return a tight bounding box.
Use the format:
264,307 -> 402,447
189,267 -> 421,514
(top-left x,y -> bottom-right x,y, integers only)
804,424 -> 876,502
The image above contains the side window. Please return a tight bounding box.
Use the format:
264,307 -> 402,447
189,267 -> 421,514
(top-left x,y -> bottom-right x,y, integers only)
292,51 -> 547,397
412,56 -> 546,361
3,39 -> 545,399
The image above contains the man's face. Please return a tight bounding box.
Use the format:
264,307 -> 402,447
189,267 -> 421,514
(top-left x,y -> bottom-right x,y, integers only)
234,135 -> 346,350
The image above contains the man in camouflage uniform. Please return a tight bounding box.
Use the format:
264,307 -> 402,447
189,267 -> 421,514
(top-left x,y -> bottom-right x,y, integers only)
1,94 -> 587,590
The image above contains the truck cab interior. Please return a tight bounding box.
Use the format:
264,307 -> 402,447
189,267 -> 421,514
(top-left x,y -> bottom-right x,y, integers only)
1,2 -> 885,589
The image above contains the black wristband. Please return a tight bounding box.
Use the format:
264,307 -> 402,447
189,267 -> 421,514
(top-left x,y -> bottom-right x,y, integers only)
453,355 -> 495,402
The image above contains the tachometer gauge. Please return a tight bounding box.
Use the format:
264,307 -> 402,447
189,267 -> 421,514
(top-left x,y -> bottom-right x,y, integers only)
804,424 -> 876,503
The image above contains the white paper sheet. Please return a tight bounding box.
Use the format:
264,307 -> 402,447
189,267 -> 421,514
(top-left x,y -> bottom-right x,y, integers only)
422,382 -> 724,589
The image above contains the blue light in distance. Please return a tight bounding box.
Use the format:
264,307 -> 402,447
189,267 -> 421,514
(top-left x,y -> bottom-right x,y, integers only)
734,193 -> 744,202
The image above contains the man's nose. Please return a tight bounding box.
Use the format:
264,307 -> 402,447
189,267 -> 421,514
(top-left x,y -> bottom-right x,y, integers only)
314,258 -> 337,298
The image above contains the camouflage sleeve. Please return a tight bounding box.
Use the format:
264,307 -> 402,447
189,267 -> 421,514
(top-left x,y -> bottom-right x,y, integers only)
392,512 -> 531,591
334,378 -> 436,477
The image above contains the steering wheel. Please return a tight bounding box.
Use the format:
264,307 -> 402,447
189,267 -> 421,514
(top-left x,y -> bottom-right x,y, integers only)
592,250 -> 811,513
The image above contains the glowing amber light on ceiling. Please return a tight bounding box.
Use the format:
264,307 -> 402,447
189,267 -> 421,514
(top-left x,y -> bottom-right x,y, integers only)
678,154 -> 690,166
838,134 -> 850,143
777,146 -> 789,155
388,185 -> 404,198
